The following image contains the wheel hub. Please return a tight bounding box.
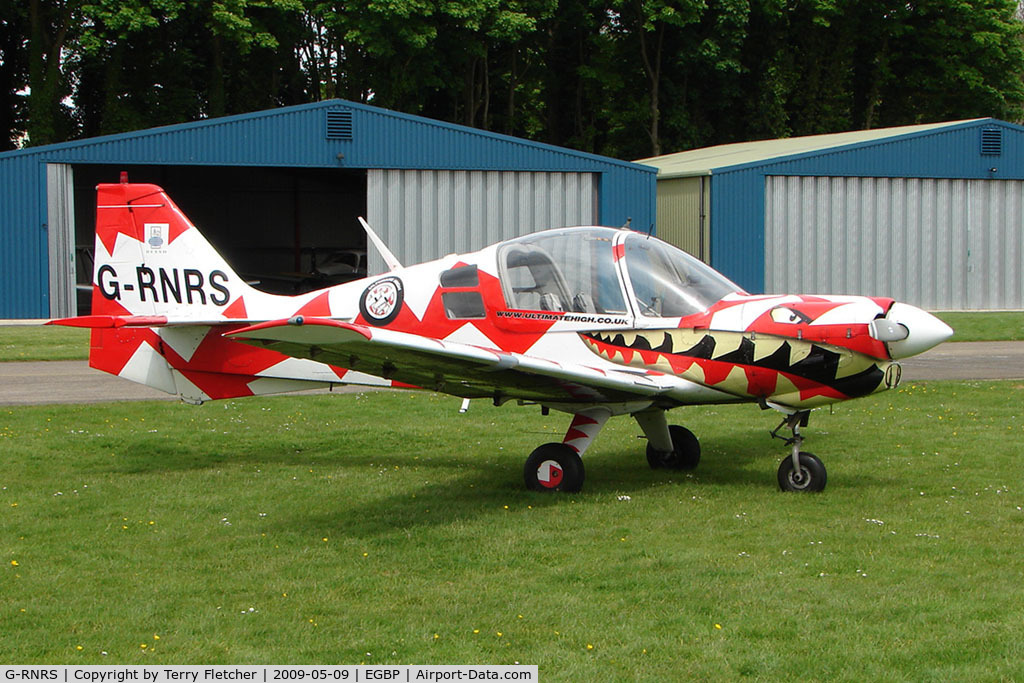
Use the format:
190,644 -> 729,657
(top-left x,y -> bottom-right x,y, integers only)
536,460 -> 564,488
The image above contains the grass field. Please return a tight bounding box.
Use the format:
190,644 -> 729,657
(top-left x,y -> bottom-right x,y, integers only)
935,311 -> 1024,342
0,325 -> 89,362
1,311 -> 1022,362
1,385 -> 1022,678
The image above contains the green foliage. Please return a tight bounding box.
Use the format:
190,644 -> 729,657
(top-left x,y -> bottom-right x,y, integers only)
7,1 -> 1024,161
1,385 -> 1023,676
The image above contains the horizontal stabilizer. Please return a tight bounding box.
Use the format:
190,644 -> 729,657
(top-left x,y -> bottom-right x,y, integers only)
48,315 -> 170,329
47,314 -> 267,329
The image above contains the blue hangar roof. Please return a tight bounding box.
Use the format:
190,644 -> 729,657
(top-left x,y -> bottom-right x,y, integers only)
0,99 -> 655,318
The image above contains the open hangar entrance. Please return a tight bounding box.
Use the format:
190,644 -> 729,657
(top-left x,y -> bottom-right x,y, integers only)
71,164 -> 367,312
1,100 -> 655,319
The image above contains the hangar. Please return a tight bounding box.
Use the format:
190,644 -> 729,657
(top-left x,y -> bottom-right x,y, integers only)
0,99 -> 655,319
638,118 -> 1024,310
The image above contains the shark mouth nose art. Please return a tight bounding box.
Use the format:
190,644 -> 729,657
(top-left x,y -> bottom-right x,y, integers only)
581,328 -> 898,409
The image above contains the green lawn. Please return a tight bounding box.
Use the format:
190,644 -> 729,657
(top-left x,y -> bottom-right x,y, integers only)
935,311 -> 1024,342
2,386 -> 1022,678
2,311 -> 1021,362
0,325 -> 90,361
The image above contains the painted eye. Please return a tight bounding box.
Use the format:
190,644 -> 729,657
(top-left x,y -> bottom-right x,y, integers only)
770,307 -> 812,324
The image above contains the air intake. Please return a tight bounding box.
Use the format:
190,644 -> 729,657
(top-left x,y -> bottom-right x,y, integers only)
326,111 -> 353,140
980,127 -> 1002,156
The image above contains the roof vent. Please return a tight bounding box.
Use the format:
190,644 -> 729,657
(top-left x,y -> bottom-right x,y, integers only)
326,111 -> 353,140
980,127 -> 1002,156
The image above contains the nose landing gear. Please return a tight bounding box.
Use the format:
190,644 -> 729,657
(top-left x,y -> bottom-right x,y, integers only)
771,410 -> 827,492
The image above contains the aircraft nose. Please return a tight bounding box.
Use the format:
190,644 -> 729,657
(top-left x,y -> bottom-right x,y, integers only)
870,302 -> 954,359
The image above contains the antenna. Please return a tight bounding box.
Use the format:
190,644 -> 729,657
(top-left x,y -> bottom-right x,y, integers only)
358,217 -> 403,271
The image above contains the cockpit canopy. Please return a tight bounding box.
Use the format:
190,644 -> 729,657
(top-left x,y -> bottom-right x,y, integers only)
497,227 -> 742,318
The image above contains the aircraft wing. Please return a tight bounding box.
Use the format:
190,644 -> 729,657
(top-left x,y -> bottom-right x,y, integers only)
225,317 -> 684,404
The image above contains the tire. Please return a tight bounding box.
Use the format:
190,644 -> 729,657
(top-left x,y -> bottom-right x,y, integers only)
777,451 -> 827,492
646,425 -> 701,470
524,443 -> 585,492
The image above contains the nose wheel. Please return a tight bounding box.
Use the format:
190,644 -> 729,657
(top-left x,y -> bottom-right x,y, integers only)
771,410 -> 827,492
777,451 -> 826,492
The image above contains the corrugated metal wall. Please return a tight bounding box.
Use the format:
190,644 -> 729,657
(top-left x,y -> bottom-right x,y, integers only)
708,119 -> 1024,296
654,176 -> 709,261
45,164 -> 76,317
765,176 -> 1024,309
0,162 -> 47,319
366,169 -> 598,273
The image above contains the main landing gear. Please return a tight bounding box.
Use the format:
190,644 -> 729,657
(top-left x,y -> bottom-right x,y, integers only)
635,409 -> 701,471
521,407 -> 828,493
523,408 -> 610,492
523,407 -> 701,493
771,410 -> 827,492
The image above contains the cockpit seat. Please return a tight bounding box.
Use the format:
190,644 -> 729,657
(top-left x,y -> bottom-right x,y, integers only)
501,243 -> 573,312
539,293 -> 561,311
572,293 -> 595,313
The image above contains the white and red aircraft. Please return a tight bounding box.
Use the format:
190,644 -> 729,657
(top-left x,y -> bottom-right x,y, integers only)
50,178 -> 953,492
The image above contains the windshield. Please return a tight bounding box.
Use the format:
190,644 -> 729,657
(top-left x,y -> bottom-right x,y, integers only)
623,233 -> 741,317
498,228 -> 628,314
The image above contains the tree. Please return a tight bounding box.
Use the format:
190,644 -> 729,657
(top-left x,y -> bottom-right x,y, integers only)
871,0 -> 1024,125
7,0 -> 1024,151
0,0 -> 30,149
25,0 -> 80,145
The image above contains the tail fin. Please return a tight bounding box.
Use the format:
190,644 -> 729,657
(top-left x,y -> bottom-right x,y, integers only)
49,180 -> 324,403
91,180 -> 259,321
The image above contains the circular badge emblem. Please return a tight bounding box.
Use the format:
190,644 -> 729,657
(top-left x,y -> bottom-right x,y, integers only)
360,276 -> 404,326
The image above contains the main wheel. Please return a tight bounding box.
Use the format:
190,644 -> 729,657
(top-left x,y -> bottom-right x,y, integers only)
646,424 -> 701,470
777,451 -> 827,492
524,443 -> 585,492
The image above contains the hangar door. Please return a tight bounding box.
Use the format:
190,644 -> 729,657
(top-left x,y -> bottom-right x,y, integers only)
367,170 -> 598,273
765,176 -> 1024,310
653,175 -> 710,262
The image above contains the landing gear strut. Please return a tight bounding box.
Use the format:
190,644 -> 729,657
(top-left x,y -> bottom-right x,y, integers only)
635,409 -> 700,471
771,410 -> 827,492
523,408 -> 610,493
